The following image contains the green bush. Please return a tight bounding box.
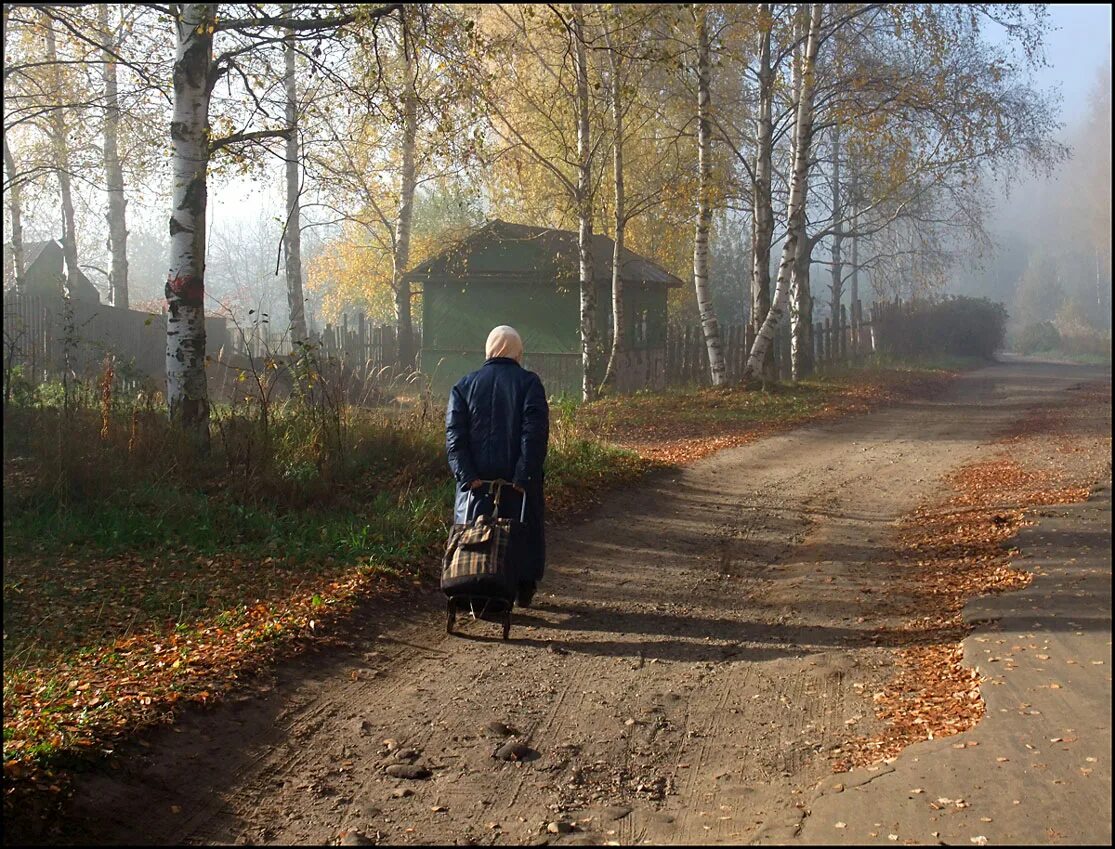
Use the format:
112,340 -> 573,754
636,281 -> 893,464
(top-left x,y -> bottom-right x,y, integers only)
1014,321 -> 1062,354
877,296 -> 1008,360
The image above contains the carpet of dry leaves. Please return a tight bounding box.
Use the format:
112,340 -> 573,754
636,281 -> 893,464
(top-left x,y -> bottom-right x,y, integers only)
833,385 -> 1110,772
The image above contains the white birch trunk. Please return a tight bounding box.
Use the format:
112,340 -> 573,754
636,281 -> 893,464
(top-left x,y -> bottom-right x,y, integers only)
790,231 -> 812,380
600,9 -> 625,392
692,6 -> 726,386
165,3 -> 215,439
2,8 -> 24,287
283,6 -> 307,346
744,3 -> 823,381
100,4 -> 129,310
751,3 -> 775,381
573,4 -> 597,402
44,16 -> 80,291
3,140 -> 24,287
392,8 -> 417,368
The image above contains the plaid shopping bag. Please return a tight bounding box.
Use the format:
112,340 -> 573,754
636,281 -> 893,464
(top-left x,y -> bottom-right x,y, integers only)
440,484 -> 523,599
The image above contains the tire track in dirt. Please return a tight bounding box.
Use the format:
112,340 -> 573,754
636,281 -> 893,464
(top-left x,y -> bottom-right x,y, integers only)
54,359 -> 1110,846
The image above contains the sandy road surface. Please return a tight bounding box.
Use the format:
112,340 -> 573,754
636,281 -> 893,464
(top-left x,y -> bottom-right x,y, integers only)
59,358 -> 1111,846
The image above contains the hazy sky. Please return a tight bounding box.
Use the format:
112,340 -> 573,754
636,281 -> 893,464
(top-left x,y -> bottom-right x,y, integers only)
1032,4 -> 1111,125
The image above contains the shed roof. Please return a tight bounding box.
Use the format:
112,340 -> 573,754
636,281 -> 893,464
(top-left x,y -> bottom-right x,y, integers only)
405,219 -> 684,288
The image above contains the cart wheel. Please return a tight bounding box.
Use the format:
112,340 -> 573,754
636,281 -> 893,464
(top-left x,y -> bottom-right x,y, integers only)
502,612 -> 512,641
446,601 -> 456,635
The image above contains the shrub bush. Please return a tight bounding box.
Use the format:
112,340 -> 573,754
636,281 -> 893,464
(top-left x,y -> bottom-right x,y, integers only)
877,295 -> 1008,360
1013,321 -> 1062,354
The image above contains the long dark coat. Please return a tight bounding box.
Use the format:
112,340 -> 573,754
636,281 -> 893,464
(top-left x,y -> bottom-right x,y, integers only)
445,357 -> 549,581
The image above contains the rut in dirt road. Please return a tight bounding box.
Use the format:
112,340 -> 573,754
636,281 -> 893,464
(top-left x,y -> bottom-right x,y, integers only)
61,359 -> 1110,846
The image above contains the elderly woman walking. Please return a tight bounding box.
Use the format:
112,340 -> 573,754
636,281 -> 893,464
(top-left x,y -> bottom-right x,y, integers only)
445,326 -> 550,607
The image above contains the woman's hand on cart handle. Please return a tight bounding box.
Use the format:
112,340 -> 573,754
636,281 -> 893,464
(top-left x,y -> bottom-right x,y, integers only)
469,479 -> 484,490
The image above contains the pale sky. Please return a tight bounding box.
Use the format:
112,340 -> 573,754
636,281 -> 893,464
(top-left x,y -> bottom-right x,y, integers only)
1031,4 -> 1111,126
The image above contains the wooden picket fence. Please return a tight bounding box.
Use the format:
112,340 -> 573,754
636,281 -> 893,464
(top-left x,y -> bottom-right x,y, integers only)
665,299 -> 884,385
1,291 -> 234,393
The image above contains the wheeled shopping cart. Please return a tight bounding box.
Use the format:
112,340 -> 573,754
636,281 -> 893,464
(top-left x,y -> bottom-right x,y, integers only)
441,480 -> 527,640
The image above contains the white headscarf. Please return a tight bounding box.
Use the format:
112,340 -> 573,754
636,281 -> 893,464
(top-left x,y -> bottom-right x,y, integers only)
485,325 -> 524,363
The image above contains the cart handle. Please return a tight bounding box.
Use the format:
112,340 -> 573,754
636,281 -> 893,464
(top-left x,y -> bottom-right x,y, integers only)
467,479 -> 527,523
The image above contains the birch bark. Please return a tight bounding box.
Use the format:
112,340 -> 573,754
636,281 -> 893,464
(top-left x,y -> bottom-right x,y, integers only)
165,3 -> 216,440
751,3 -> 775,381
392,8 -> 417,368
100,4 -> 129,309
743,3 -> 823,381
2,7 -> 24,287
600,9 -> 625,392
692,5 -> 727,386
573,3 -> 597,402
283,6 -> 307,345
790,228 -> 813,380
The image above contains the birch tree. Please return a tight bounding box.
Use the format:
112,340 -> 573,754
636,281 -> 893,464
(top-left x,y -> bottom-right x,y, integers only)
743,3 -> 822,381
691,5 -> 727,386
599,7 -> 626,392
165,3 -> 217,439
750,4 -> 776,381
163,3 -> 400,438
572,3 -> 599,401
282,6 -> 307,345
3,4 -> 26,288
99,4 -> 129,309
391,5 -> 418,368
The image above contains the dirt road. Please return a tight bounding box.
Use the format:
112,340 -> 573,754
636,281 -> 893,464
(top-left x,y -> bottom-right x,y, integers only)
61,358 -> 1111,846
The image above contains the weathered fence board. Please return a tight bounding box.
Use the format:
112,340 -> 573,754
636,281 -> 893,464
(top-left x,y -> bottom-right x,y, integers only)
664,299 -> 888,386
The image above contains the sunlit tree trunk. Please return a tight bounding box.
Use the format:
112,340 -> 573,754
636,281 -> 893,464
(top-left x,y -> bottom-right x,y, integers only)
283,5 -> 307,345
2,8 -> 24,288
165,3 -> 215,442
790,232 -> 813,380
392,7 -> 417,368
573,3 -> 597,402
600,9 -> 625,393
744,3 -> 822,381
693,5 -> 726,386
100,4 -> 129,309
751,2 -> 775,382
44,14 -> 80,289
3,140 -> 24,287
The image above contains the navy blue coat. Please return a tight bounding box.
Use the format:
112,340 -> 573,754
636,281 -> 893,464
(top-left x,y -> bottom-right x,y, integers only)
446,357 -> 549,581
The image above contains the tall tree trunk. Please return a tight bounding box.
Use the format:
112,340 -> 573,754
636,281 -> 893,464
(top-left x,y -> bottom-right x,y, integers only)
600,9 -> 625,393
572,4 -> 597,402
692,6 -> 727,386
44,15 -> 80,292
829,122 -> 843,317
751,2 -> 775,381
3,140 -> 24,288
165,3 -> 215,442
2,7 -> 24,288
283,5 -> 307,346
790,232 -> 812,379
392,7 -> 417,368
849,201 -> 859,307
100,4 -> 129,310
743,3 -> 823,381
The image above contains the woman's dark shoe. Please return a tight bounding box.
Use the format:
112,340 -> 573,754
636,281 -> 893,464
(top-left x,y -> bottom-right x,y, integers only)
516,581 -> 536,608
